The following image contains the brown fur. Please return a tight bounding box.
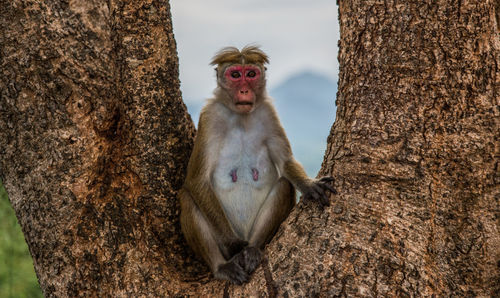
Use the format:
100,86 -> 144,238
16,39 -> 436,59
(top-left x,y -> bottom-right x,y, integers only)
210,45 -> 269,67
181,114 -> 244,260
283,159 -> 309,190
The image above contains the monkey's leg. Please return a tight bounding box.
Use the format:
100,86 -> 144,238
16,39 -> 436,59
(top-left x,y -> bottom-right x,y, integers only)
235,177 -> 295,274
250,177 -> 295,247
180,190 -> 249,284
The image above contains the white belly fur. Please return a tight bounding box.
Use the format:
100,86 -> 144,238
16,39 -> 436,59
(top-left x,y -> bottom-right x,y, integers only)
212,126 -> 278,240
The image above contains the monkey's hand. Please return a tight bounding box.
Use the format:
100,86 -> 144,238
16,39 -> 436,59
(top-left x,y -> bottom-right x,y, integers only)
215,239 -> 251,284
215,261 -> 249,285
234,246 -> 262,274
216,246 -> 262,285
301,176 -> 336,207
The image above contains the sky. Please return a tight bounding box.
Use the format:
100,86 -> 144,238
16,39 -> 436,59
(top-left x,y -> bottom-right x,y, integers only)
170,0 -> 340,106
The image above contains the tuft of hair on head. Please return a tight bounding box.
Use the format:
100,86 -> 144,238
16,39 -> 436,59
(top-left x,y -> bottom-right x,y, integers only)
210,45 -> 269,67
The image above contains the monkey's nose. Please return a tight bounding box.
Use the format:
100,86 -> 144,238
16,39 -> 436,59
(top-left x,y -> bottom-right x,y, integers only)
239,90 -> 249,94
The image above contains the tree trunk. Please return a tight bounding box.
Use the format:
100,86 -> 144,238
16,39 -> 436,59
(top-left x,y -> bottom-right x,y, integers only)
0,0 -> 201,296
0,0 -> 498,297
309,0 -> 499,296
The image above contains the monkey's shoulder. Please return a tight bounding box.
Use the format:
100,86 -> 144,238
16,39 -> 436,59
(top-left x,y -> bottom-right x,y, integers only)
199,99 -> 232,123
197,100 -> 233,139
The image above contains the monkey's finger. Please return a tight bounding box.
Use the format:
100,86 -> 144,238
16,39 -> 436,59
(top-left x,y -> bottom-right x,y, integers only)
243,247 -> 262,274
304,189 -> 321,202
319,176 -> 334,183
319,182 -> 337,194
218,262 -> 249,285
312,184 -> 326,200
231,269 -> 249,285
319,191 -> 331,206
310,190 -> 321,200
233,265 -> 249,285
310,184 -> 329,206
232,250 -> 245,269
312,183 -> 324,194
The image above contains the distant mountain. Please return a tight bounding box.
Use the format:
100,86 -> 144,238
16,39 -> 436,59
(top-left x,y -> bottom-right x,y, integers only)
184,71 -> 337,176
270,71 -> 337,176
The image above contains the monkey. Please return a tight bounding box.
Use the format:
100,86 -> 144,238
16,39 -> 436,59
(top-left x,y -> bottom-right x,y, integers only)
179,45 -> 335,285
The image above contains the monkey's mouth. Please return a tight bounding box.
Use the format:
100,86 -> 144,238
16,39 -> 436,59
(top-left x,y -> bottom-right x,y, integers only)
235,101 -> 254,113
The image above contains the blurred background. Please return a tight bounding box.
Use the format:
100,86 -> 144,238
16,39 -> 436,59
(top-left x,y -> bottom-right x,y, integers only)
0,182 -> 43,297
1,2 -> 339,296
171,0 -> 340,176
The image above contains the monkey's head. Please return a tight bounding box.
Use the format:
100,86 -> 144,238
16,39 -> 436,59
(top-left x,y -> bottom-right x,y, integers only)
211,46 -> 269,114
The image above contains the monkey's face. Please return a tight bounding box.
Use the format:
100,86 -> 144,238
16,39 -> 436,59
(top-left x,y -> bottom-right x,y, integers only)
222,64 -> 264,114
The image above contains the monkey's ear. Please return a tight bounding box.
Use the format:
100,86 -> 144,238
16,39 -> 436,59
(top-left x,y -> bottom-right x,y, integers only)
214,67 -> 218,76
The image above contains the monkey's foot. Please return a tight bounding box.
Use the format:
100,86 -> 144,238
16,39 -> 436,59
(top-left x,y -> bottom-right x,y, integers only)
215,261 -> 249,285
234,246 -> 262,274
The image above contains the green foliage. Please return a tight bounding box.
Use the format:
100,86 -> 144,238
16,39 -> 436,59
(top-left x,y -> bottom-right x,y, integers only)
0,181 -> 43,298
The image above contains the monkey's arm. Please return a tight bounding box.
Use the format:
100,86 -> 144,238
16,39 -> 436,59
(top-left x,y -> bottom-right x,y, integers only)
265,104 -> 335,206
282,159 -> 335,206
182,114 -> 247,259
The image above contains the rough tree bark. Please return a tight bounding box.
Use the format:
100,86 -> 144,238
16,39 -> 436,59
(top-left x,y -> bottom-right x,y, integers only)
0,0 -> 498,297
0,0 -> 200,296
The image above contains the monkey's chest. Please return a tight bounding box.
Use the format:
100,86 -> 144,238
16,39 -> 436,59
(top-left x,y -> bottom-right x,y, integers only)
212,129 -> 278,240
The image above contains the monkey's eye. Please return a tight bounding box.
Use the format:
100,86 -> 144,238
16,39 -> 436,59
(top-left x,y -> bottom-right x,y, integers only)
231,71 -> 241,79
246,70 -> 257,78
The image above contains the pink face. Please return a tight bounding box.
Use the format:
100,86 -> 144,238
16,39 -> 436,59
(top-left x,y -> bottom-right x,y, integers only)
223,65 -> 262,113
